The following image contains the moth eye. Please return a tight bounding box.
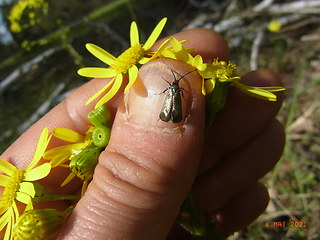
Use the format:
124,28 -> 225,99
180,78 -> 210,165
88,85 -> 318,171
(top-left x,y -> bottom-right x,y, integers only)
70,147 -> 100,181
88,105 -> 112,127
92,125 -> 111,147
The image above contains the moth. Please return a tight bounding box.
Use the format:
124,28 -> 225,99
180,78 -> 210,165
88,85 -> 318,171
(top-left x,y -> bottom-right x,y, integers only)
159,68 -> 196,123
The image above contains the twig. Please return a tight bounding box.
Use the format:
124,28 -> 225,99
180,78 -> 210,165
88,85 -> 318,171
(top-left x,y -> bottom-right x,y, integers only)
250,28 -> 265,71
0,48 -> 58,94
253,0 -> 274,12
17,82 -> 66,133
268,0 -> 320,14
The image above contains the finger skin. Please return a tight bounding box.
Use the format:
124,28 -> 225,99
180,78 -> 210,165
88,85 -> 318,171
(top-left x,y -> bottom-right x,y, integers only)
193,119 -> 285,218
214,182 -> 270,234
58,59 -> 205,239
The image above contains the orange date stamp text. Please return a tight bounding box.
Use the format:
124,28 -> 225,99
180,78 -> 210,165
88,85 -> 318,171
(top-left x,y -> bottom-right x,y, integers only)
264,221 -> 307,228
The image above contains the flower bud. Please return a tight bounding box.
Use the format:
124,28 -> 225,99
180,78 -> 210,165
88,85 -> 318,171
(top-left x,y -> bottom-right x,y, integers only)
70,146 -> 100,181
92,125 -> 111,147
12,207 -> 74,240
87,105 -> 111,127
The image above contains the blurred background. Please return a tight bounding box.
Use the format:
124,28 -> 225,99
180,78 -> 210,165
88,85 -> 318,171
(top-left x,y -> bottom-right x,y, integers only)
0,0 -> 319,239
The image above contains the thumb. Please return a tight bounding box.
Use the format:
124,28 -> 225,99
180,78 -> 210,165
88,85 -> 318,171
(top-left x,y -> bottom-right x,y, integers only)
59,59 -> 205,240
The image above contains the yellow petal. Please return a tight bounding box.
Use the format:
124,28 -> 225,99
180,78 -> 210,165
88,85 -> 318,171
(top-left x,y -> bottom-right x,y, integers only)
233,81 -> 278,101
95,74 -> 123,108
26,128 -> 51,171
44,143 -> 84,167
0,208 -> 10,230
165,38 -> 190,63
0,158 -> 16,175
170,37 -> 183,51
52,128 -> 85,143
204,79 -> 215,95
15,192 -> 32,205
258,86 -> 286,92
78,67 -> 117,78
192,55 -> 207,71
3,210 -> 13,240
24,163 -> 51,181
124,65 -> 139,93
139,38 -> 171,65
44,145 -> 71,160
158,48 -> 176,60
25,201 -> 33,211
44,149 -> 70,164
19,182 -> 35,197
86,43 -> 116,65
143,17 -> 167,50
130,21 -> 139,46
86,77 -> 115,105
0,174 -> 10,187
61,172 -> 76,187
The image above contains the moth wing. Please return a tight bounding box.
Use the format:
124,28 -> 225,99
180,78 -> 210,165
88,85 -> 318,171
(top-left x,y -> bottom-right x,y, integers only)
159,89 -> 173,122
171,89 -> 182,123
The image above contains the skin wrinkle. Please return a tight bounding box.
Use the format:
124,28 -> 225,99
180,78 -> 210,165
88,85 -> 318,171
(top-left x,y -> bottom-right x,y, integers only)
108,117 -> 199,182
69,185 -> 138,239
106,126 -> 182,184
99,150 -> 172,198
99,131 -> 194,209
73,167 -> 180,240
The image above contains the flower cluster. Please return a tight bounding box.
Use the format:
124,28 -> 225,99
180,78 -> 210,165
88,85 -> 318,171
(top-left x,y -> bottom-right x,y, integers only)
8,0 -> 48,33
0,17 -> 285,239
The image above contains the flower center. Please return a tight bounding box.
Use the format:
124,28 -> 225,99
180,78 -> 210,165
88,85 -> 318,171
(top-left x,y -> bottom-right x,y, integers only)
0,169 -> 24,207
111,44 -> 146,73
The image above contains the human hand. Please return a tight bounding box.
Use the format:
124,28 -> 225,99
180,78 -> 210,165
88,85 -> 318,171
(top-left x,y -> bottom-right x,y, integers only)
0,28 -> 285,239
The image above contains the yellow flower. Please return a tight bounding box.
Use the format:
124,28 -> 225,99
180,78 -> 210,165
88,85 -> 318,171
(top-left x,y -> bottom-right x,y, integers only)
8,0 -> 48,33
43,127 -> 94,168
0,128 -> 51,240
159,38 -> 285,100
268,20 -> 282,33
203,59 -> 285,101
78,17 -> 170,108
43,127 -> 93,196
44,106 -> 112,196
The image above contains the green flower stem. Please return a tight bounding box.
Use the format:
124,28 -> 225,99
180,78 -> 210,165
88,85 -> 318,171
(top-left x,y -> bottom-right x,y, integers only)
32,182 -> 80,204
179,195 -> 228,240
205,81 -> 230,133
